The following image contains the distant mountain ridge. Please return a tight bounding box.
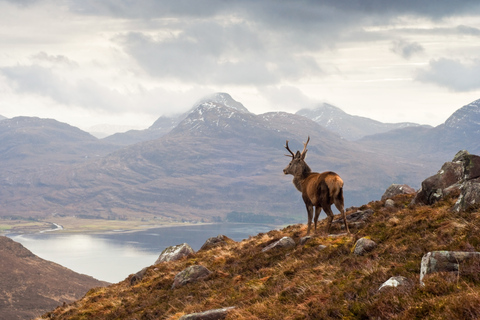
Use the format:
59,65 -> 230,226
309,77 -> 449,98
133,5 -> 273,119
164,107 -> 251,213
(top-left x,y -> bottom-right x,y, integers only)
102,92 -> 245,146
359,98 -> 480,160
0,94 -> 479,223
0,236 -> 108,320
297,103 -> 429,141
0,94 -> 437,221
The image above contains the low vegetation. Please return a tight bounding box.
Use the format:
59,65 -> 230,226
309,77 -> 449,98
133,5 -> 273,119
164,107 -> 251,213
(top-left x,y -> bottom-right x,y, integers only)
39,194 -> 480,319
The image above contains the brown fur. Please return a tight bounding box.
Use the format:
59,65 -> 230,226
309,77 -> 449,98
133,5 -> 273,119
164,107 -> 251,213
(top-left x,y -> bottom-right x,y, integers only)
283,138 -> 350,235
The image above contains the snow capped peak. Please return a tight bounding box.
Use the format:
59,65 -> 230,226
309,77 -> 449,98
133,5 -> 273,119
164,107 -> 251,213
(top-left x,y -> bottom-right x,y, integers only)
194,92 -> 250,114
444,99 -> 480,129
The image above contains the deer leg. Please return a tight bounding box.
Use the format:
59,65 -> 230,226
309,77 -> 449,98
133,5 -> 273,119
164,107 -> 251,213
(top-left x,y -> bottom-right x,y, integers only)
334,199 -> 350,234
323,205 -> 334,234
305,204 -> 313,235
314,206 -> 322,233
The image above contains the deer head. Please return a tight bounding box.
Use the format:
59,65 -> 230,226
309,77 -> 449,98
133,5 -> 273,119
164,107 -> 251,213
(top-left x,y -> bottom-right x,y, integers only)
283,136 -> 311,176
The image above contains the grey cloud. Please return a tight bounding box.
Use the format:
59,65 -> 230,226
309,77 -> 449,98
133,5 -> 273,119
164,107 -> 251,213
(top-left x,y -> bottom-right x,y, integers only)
456,25 -> 480,36
117,19 -> 322,85
390,39 -> 424,59
31,52 -> 79,68
0,65 -> 129,111
416,58 -> 480,92
67,0 -> 480,21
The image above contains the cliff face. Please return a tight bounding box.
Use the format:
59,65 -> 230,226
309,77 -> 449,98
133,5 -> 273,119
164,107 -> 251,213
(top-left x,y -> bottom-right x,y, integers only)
0,236 -> 109,320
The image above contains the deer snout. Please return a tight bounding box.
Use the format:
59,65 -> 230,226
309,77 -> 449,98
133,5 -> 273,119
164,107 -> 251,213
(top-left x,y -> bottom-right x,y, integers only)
283,168 -> 288,175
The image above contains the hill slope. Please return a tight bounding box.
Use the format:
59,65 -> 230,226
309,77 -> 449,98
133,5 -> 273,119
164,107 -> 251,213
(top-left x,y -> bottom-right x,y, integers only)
0,236 -> 108,320
38,193 -> 480,319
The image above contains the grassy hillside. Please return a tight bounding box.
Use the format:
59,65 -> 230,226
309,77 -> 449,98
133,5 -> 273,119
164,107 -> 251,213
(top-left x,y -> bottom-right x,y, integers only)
38,194 -> 480,319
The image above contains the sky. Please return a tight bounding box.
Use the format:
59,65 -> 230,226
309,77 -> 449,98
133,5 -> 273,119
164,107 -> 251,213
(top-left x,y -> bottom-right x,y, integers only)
1,0 -> 480,133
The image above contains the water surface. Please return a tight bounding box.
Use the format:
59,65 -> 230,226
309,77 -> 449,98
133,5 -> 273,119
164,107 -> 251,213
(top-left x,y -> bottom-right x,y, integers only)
9,223 -> 277,283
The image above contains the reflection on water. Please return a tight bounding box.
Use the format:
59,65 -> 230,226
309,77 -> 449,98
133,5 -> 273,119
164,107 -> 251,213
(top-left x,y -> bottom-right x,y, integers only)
9,223 -> 277,283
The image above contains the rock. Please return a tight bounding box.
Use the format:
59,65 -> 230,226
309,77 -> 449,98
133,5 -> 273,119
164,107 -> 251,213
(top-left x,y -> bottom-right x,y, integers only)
299,236 -> 312,245
381,184 -> 416,201
412,151 -> 480,208
353,237 -> 377,256
155,243 -> 195,264
385,199 -> 395,208
413,161 -> 464,205
378,276 -> 411,292
200,235 -> 233,251
454,150 -> 480,180
172,265 -> 212,289
179,307 -> 235,320
262,236 -> 295,252
130,267 -> 148,286
318,245 -> 327,250
420,251 -> 480,285
333,209 -> 373,228
453,177 -> 480,212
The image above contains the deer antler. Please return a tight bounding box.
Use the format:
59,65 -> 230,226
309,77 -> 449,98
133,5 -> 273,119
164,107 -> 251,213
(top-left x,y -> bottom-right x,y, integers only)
300,136 -> 310,159
284,140 -> 295,158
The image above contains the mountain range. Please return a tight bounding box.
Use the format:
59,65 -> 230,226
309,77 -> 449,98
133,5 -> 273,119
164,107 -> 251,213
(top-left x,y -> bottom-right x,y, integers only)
0,236 -> 108,320
296,103 -> 430,141
0,94 -> 479,223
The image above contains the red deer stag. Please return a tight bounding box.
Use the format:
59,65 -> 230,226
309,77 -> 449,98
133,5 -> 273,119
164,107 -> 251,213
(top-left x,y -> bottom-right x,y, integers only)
283,137 -> 350,235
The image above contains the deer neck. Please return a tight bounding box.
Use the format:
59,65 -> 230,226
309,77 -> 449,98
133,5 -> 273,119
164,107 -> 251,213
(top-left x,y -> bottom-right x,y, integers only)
292,165 -> 311,192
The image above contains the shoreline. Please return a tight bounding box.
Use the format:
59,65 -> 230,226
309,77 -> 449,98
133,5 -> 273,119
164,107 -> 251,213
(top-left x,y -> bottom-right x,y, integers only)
1,217 -> 284,236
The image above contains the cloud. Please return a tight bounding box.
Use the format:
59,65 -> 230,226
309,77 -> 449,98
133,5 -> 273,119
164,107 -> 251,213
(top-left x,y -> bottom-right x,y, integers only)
0,63 -> 210,116
31,51 -> 79,68
390,39 -> 424,59
260,86 -> 316,112
416,58 -> 480,92
0,64 -> 129,110
117,23 -> 322,85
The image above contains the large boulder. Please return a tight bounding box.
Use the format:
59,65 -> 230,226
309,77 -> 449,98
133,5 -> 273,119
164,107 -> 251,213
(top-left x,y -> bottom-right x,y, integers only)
172,265 -> 212,289
420,251 -> 480,285
262,236 -> 295,252
155,243 -> 195,264
412,150 -> 480,211
179,307 -> 235,320
353,237 -> 377,256
199,235 -> 233,251
381,184 -> 416,201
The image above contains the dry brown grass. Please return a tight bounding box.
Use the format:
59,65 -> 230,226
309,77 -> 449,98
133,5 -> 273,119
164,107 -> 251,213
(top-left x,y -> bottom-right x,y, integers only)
38,194 -> 480,320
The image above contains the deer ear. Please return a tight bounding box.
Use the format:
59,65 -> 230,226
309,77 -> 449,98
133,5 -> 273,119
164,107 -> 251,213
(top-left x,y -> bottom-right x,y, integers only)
301,149 -> 307,160
295,151 -> 301,158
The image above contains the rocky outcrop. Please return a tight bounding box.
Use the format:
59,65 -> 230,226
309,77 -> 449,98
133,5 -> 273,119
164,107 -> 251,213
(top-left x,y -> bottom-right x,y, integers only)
412,150 -> 480,211
200,235 -> 233,251
353,237 -> 377,256
155,243 -> 195,264
262,237 -> 295,252
381,184 -> 416,201
420,251 -> 480,285
179,307 -> 235,320
172,265 -> 212,289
